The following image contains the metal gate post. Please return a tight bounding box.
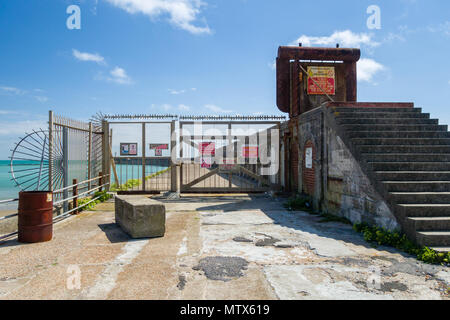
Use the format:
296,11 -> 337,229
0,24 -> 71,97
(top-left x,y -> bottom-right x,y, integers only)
102,120 -> 111,191
170,120 -> 178,193
142,122 -> 146,191
62,126 -> 69,213
48,111 -> 53,191
88,122 -> 92,191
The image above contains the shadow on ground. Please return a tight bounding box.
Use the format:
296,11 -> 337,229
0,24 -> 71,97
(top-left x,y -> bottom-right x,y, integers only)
98,223 -> 130,244
187,195 -> 421,261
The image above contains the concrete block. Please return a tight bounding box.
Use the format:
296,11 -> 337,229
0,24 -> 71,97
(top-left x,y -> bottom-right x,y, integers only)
115,195 -> 166,239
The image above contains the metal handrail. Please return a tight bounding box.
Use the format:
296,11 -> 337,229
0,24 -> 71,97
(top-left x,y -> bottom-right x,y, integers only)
0,182 -> 111,241
53,182 -> 109,205
0,199 -> 19,204
53,174 -> 110,193
0,213 -> 18,221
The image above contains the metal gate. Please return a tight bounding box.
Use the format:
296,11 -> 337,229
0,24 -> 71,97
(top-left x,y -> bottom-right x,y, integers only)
179,119 -> 281,193
106,118 -> 176,193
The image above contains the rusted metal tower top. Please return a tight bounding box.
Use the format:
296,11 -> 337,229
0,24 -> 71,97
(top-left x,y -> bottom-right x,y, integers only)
276,46 -> 361,116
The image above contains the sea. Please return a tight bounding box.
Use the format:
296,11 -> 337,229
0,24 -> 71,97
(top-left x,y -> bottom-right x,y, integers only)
0,160 -> 167,211
0,160 -> 21,210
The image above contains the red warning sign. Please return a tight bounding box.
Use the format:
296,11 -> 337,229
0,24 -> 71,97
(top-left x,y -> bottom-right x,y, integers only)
242,146 -> 258,159
200,142 -> 215,156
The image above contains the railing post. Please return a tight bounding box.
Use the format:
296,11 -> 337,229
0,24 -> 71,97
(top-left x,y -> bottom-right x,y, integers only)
88,122 -> 92,191
72,179 -> 78,215
142,122 -> 146,192
99,172 -> 103,192
62,126 -> 69,213
48,111 -> 53,191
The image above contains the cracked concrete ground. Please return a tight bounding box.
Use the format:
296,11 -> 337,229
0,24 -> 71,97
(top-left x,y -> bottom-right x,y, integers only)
0,194 -> 448,300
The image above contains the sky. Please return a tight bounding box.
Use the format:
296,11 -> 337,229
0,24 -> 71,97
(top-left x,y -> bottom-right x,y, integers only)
0,0 -> 450,158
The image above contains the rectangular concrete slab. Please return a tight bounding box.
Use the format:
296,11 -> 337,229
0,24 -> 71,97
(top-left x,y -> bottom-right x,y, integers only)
115,195 -> 166,239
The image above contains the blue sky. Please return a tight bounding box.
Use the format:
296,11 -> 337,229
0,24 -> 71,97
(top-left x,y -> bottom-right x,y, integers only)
0,0 -> 449,158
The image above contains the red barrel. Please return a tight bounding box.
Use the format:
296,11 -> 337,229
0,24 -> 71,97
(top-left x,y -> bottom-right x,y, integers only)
18,191 -> 53,243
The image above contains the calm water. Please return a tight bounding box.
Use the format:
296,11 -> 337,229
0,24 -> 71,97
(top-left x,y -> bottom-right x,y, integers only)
0,160 -> 168,210
0,160 -> 21,210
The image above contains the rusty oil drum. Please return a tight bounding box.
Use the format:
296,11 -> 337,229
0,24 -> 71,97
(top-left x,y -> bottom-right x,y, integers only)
18,191 -> 53,243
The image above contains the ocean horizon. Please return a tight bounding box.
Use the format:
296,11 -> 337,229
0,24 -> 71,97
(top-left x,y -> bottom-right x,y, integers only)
0,160 -> 168,211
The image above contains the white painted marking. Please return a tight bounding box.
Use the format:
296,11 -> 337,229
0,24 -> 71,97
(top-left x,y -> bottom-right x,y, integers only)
177,236 -> 187,256
81,239 -> 148,299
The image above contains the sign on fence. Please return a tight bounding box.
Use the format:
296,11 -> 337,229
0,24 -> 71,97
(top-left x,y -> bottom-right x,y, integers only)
149,144 -> 169,157
242,146 -> 259,159
120,143 -> 138,156
200,142 -> 215,156
201,157 -> 212,168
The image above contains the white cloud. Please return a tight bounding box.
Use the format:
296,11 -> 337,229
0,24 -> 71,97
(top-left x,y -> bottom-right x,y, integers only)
169,87 -> 197,95
107,67 -> 133,84
178,104 -> 190,111
35,96 -> 49,103
205,104 -> 232,113
268,61 -> 276,70
72,49 -> 106,65
358,58 -> 385,83
428,21 -> 450,36
169,89 -> 186,95
0,110 -> 19,115
291,30 -> 380,48
0,86 -> 25,95
0,120 -> 47,136
105,0 -> 211,34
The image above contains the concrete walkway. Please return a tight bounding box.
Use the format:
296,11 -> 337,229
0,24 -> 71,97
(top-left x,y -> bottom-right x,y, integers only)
0,194 -> 448,300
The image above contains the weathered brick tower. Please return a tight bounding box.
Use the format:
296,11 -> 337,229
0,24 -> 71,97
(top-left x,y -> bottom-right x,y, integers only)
277,45 -> 450,251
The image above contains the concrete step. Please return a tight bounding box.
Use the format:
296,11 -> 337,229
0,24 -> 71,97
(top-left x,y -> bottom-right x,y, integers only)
406,217 -> 450,231
332,107 -> 422,113
337,118 -> 438,125
383,181 -> 450,192
416,231 -> 450,247
376,171 -> 450,181
348,131 -> 450,139
358,145 -> 450,154
398,204 -> 450,217
353,138 -> 450,146
369,162 -> 450,171
391,192 -> 450,204
343,124 -> 448,132
364,153 -> 450,162
335,112 -> 430,119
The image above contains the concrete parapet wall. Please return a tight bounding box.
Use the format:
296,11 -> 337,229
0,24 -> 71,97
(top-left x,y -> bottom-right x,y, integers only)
281,106 -> 400,231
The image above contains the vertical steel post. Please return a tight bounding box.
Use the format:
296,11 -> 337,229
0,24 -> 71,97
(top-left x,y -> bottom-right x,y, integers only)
180,123 -> 184,191
170,120 -> 178,192
72,179 -> 78,215
62,126 -> 69,213
102,120 -> 110,191
228,122 -> 233,189
142,122 -> 146,191
48,111 -> 53,191
88,122 -> 92,191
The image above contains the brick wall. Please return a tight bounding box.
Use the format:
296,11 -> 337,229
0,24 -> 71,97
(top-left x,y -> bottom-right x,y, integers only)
291,142 -> 299,191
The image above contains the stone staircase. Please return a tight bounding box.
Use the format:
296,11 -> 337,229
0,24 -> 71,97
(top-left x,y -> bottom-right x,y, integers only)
330,104 -> 450,252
